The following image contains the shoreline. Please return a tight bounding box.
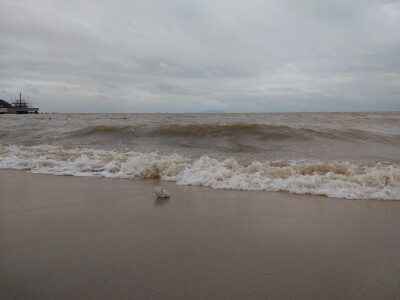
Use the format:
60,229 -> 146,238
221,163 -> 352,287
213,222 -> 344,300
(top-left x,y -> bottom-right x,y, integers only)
1,169 -> 400,299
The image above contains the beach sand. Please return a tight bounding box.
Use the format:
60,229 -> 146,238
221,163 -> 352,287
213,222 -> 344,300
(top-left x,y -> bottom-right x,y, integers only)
1,169 -> 400,299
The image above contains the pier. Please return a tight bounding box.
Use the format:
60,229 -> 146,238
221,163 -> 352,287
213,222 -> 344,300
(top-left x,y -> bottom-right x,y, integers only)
0,93 -> 39,114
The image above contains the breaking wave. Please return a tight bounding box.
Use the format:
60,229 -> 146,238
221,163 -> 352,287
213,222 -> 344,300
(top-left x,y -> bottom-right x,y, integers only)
64,123 -> 400,145
0,144 -> 399,201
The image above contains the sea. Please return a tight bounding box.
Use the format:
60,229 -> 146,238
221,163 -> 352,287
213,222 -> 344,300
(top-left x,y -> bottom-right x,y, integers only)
0,112 -> 399,200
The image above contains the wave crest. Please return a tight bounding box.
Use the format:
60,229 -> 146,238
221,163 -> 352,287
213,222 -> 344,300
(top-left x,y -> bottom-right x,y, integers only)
64,123 -> 400,145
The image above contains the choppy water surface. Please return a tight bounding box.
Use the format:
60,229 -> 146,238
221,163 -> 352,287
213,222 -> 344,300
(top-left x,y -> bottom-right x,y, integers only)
1,112 -> 399,200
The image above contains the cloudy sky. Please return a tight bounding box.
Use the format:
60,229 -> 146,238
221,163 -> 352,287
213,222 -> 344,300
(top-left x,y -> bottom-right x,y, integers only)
0,0 -> 399,112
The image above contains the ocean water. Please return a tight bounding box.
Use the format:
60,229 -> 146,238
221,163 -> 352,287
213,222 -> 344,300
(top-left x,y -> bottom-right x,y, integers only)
0,112 -> 399,200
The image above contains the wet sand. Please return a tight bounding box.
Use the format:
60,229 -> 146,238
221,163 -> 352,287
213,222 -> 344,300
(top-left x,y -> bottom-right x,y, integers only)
1,169 -> 400,299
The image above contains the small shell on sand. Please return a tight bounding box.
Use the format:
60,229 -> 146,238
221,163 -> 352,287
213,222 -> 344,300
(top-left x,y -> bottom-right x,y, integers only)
154,187 -> 170,198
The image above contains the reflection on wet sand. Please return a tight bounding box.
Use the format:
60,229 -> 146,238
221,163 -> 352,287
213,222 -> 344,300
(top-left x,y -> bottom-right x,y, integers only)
154,197 -> 170,207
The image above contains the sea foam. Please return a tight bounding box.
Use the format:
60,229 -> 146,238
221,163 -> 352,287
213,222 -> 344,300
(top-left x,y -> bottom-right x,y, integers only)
0,144 -> 399,200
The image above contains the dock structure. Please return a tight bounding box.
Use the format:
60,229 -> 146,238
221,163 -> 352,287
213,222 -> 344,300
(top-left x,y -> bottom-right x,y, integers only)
0,93 -> 39,114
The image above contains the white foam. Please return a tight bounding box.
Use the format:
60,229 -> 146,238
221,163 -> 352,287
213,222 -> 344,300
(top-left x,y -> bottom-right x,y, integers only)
0,144 -> 399,200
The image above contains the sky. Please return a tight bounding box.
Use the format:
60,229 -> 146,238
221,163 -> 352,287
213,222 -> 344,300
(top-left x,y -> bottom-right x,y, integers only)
0,0 -> 399,113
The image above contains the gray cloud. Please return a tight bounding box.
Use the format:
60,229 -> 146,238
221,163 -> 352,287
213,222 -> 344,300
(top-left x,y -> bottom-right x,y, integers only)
0,0 -> 399,112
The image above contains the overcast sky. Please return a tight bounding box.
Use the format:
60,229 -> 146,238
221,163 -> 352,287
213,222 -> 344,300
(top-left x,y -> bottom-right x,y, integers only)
0,0 -> 399,112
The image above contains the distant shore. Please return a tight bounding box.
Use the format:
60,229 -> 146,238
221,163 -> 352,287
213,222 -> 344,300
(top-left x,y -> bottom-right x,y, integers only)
1,169 -> 400,299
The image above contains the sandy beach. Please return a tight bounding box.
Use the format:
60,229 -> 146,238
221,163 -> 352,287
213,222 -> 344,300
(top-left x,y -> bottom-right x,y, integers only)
1,169 -> 400,299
